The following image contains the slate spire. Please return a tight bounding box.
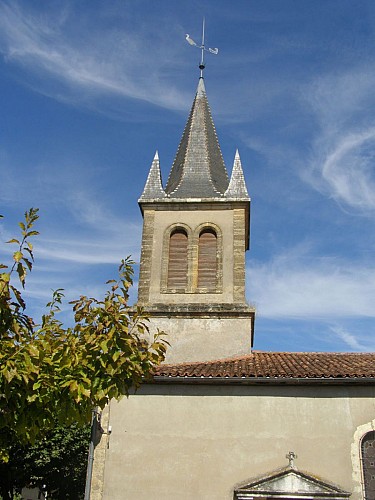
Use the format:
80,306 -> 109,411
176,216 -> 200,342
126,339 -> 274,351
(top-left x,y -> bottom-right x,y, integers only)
139,78 -> 250,203
139,151 -> 166,200
225,149 -> 250,200
164,77 -> 230,198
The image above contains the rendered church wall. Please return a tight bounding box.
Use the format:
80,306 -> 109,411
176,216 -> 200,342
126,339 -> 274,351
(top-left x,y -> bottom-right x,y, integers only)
101,384 -> 375,500
147,315 -> 253,363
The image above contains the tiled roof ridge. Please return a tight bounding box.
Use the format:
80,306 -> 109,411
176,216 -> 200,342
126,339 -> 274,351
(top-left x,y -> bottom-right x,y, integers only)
160,350 -> 374,367
154,351 -> 375,380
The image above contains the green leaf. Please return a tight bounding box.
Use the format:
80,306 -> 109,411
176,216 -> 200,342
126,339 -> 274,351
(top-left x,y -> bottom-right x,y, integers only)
0,213 -> 167,458
100,340 -> 109,353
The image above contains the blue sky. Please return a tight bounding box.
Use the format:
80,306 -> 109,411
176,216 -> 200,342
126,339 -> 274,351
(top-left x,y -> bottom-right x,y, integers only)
1,0 -> 375,353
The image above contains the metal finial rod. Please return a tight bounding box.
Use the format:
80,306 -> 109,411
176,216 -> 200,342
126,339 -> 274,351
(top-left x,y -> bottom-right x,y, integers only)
200,18 -> 205,77
185,18 -> 219,77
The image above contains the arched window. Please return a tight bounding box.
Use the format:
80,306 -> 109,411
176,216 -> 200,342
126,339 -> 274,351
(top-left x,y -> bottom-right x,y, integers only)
198,228 -> 217,290
167,229 -> 188,290
362,431 -> 375,500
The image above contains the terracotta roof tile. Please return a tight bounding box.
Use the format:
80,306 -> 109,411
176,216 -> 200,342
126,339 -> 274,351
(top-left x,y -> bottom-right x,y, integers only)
154,351 -> 375,380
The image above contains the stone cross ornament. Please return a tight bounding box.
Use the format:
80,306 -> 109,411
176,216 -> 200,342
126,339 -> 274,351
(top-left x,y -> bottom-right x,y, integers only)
286,451 -> 297,468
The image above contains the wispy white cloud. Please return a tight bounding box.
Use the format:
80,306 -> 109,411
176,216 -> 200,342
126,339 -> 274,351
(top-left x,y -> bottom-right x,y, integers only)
302,64 -> 375,214
306,65 -> 375,132
0,2 -> 189,112
24,272 -> 122,327
247,245 -> 375,320
35,230 -> 141,265
0,158 -> 142,264
305,128 -> 375,213
6,222 -> 142,325
2,211 -> 141,325
329,325 -> 371,351
239,59 -> 375,216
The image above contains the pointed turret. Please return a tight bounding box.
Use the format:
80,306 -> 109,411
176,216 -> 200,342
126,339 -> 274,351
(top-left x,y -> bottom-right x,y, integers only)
165,78 -> 229,198
225,149 -> 250,199
139,151 -> 166,200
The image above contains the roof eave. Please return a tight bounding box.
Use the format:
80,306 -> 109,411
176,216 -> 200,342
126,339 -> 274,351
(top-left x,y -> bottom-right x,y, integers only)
150,376 -> 375,386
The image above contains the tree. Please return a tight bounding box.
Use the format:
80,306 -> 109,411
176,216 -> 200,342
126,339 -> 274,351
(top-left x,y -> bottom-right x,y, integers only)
1,423 -> 90,500
0,209 -> 167,467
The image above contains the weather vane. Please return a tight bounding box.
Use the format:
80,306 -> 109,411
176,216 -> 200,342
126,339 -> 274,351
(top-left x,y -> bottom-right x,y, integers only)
185,18 -> 219,77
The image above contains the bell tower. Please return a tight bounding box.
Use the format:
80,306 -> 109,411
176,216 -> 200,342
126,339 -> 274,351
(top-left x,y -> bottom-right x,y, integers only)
137,76 -> 255,363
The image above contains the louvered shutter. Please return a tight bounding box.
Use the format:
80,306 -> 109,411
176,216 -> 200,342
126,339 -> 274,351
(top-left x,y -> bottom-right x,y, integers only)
198,229 -> 217,290
167,230 -> 188,290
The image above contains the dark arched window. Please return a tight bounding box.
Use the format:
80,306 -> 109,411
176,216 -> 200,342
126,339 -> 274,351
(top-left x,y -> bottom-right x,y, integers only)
167,229 -> 188,290
198,228 -> 217,290
362,431 -> 375,500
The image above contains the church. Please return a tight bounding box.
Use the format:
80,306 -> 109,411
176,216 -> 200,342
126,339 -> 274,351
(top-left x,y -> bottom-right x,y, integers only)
90,70 -> 375,500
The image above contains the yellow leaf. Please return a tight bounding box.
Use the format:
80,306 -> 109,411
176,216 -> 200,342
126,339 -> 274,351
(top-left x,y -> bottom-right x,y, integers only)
13,251 -> 23,262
